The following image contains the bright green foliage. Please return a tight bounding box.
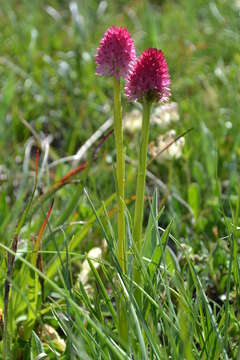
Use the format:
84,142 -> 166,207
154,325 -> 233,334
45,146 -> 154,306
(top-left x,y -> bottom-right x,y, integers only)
0,0 -> 240,358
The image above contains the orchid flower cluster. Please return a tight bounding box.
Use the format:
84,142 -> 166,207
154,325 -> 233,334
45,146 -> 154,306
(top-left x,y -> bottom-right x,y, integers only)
96,26 -> 170,101
96,26 -> 170,319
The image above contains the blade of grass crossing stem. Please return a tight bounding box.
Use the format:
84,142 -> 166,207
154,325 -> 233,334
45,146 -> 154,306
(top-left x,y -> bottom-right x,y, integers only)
0,243 -> 129,360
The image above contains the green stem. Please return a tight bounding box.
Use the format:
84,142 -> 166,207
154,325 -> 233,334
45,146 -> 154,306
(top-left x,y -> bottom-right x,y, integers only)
113,77 -> 128,345
113,77 -> 126,273
133,98 -> 152,304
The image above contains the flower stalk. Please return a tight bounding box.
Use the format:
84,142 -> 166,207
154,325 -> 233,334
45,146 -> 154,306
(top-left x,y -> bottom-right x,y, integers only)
133,98 -> 152,303
113,76 -> 126,274
113,76 -> 129,344
96,25 -> 136,347
125,47 -> 170,304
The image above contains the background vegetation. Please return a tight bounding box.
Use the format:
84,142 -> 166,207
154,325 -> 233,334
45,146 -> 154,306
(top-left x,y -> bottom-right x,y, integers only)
0,0 -> 240,358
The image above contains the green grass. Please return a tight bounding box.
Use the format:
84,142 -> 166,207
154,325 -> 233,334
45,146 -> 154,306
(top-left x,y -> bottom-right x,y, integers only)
0,0 -> 240,358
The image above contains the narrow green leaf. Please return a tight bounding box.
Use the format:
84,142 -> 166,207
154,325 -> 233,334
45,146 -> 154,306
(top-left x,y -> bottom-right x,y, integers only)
188,182 -> 200,220
87,258 -> 118,327
31,330 -> 47,360
149,222 -> 172,281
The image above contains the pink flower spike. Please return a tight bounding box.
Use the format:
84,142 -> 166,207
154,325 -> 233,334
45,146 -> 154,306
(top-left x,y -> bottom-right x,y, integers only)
96,26 -> 136,79
125,48 -> 171,103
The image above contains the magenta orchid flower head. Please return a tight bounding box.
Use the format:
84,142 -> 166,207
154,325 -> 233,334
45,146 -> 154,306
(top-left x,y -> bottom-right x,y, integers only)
125,48 -> 171,103
96,26 -> 136,80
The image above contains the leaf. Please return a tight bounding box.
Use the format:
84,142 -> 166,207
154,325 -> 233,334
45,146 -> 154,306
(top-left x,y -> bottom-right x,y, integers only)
188,182 -> 200,220
148,222 -> 172,281
31,330 -> 47,360
87,257 -> 118,326
178,299 -> 194,360
142,189 -> 160,258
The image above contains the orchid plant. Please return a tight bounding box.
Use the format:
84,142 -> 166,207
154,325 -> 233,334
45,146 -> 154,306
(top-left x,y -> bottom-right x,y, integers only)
125,48 -> 171,304
96,26 -> 136,343
96,26 -> 170,342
